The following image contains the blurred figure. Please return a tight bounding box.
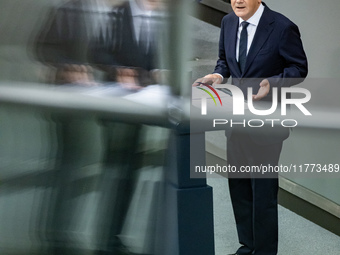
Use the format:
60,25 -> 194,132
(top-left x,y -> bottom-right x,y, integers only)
34,1 -> 110,254
89,1 -> 169,255
35,1 -> 169,255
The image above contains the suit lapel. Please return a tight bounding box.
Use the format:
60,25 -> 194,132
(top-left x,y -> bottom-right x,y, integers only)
243,6 -> 275,77
226,15 -> 242,77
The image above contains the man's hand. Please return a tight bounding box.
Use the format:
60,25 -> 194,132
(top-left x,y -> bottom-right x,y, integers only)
56,64 -> 98,86
116,68 -> 142,90
192,74 -> 223,87
252,79 -> 270,101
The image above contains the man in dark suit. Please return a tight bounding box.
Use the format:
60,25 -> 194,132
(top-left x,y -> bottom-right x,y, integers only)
194,1 -> 308,254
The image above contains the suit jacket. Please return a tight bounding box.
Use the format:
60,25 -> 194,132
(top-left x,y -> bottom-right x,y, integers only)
35,0 -> 105,84
36,0 -> 98,66
214,3 -> 308,145
89,1 -> 157,83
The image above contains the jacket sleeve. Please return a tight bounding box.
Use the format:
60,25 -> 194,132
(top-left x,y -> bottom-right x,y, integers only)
267,22 -> 308,88
213,17 -> 231,79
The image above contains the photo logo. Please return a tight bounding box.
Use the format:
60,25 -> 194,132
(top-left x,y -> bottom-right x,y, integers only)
195,83 -> 312,128
196,82 -> 223,106
198,84 -> 311,116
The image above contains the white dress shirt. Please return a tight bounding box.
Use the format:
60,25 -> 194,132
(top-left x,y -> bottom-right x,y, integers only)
235,3 -> 264,61
214,3 -> 264,80
129,0 -> 153,45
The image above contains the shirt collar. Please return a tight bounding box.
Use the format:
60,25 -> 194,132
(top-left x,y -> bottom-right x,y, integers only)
239,3 -> 264,26
130,0 -> 152,17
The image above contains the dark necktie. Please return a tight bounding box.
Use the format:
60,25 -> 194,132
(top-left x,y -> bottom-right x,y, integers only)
238,21 -> 249,73
139,16 -> 149,54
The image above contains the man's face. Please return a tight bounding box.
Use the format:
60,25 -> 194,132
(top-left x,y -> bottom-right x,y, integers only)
231,0 -> 261,20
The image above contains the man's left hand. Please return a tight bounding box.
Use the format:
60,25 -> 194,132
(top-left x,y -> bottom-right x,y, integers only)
252,79 -> 270,101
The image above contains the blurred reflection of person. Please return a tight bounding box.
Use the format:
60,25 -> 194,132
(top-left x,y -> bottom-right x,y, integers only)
34,1 -> 111,254
35,1 -> 168,254
90,1 -> 169,254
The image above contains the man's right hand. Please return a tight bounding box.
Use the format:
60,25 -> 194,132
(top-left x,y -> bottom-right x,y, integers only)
56,64 -> 98,86
192,74 -> 223,87
116,67 -> 142,90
